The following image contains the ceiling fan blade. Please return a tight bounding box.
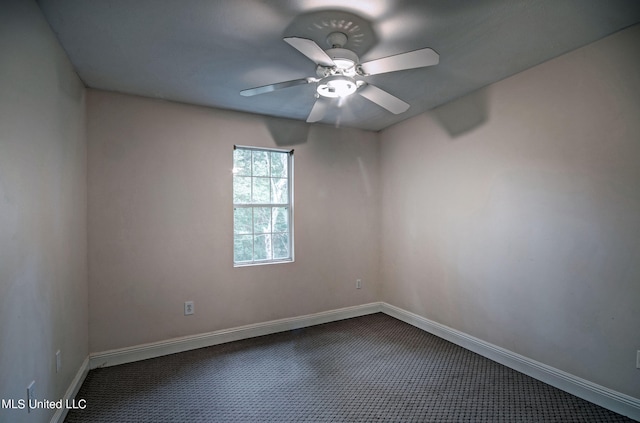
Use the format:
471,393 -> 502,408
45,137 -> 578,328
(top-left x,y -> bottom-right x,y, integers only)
284,37 -> 335,67
306,98 -> 329,123
358,84 -> 410,114
240,78 -> 311,97
360,48 -> 439,76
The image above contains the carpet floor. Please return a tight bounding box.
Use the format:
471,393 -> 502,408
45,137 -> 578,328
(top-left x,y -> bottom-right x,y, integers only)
65,313 -> 635,422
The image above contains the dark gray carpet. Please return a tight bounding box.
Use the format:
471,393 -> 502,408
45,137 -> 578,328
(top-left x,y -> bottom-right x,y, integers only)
65,313 -> 635,422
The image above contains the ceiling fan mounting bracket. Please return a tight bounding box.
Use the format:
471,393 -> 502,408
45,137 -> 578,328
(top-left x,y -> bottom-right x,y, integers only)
326,32 -> 348,48
315,65 -> 365,78
315,66 -> 332,78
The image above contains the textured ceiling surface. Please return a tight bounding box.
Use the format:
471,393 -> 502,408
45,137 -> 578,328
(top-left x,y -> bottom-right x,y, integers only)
37,0 -> 640,131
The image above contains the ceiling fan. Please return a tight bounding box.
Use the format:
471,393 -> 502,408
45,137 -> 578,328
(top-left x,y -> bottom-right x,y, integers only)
240,31 -> 439,123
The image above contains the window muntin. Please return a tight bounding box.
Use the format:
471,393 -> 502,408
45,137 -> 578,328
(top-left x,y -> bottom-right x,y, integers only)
233,146 -> 293,266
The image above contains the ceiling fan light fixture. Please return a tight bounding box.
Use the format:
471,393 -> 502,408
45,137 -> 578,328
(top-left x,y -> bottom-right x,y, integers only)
317,75 -> 357,98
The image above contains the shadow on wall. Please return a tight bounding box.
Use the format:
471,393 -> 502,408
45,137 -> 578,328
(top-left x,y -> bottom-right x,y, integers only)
265,117 -> 311,146
430,89 -> 489,138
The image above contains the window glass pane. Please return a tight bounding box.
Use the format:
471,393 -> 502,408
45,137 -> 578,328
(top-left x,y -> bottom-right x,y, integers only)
252,151 -> 270,177
234,235 -> 253,262
233,208 -> 252,234
233,177 -> 251,203
271,152 -> 288,178
233,149 -> 252,176
233,146 -> 292,266
272,207 -> 288,233
254,234 -> 271,261
273,233 -> 289,259
252,177 -> 270,203
253,207 -> 271,233
271,178 -> 288,204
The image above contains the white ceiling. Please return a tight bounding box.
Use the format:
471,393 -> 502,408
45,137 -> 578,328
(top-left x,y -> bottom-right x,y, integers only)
37,0 -> 640,132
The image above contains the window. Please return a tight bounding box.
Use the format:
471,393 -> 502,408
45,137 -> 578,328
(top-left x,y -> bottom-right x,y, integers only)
233,146 -> 293,266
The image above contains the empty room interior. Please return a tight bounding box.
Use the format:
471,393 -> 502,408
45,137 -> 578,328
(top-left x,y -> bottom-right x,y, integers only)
1,0 -> 640,422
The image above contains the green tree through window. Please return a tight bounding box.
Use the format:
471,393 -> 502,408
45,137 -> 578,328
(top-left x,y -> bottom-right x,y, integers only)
233,146 -> 293,265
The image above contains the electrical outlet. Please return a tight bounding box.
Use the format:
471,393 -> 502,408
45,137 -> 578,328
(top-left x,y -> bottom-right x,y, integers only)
56,350 -> 62,373
636,350 -> 640,369
184,301 -> 194,315
27,381 -> 35,413
356,279 -> 362,289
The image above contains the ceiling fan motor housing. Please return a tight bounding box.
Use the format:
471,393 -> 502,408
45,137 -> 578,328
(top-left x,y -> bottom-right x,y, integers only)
327,48 -> 359,73
315,47 -> 361,78
316,46 -> 361,98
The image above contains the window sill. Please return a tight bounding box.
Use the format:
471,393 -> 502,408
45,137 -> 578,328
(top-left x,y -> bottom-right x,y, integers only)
233,258 -> 294,268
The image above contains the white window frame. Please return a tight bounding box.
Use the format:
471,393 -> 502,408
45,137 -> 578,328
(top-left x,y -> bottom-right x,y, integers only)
232,145 -> 294,267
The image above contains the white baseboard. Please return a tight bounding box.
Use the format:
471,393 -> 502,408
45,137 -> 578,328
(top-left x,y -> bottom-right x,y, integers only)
89,302 -> 383,369
381,302 -> 640,421
50,356 -> 89,423
82,301 -> 638,421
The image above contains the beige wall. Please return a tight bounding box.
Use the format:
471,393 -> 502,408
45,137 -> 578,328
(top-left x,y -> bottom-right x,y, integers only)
0,1 -> 88,422
87,91 -> 380,352
380,24 -> 640,398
